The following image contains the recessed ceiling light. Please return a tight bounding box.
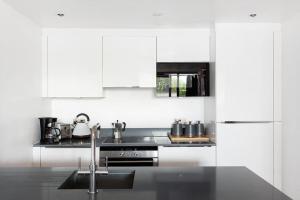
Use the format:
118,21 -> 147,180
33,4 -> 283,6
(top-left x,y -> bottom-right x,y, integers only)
153,12 -> 163,17
249,13 -> 257,18
57,13 -> 64,17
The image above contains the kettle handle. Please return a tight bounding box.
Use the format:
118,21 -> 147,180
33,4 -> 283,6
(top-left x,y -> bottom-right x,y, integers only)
76,113 -> 90,122
52,127 -> 61,137
122,122 -> 126,131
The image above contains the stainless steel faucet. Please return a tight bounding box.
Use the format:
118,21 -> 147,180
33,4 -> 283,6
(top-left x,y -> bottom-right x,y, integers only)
88,125 -> 98,194
77,124 -> 108,194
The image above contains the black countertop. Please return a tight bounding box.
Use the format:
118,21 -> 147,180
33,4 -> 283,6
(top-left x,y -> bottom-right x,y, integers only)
0,167 -> 290,200
34,138 -> 97,148
33,128 -> 216,148
33,137 -> 215,148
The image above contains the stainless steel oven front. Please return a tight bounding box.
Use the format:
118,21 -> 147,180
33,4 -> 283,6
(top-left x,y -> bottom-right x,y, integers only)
99,146 -> 158,167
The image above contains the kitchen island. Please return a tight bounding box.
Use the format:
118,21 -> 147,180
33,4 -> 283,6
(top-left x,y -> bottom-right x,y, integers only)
0,167 -> 290,200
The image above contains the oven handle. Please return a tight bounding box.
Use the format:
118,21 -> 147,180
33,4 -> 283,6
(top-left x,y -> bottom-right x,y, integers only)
100,158 -> 158,166
107,160 -> 154,163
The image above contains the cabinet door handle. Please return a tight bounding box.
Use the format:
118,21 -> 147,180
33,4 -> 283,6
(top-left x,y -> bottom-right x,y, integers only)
78,157 -> 81,170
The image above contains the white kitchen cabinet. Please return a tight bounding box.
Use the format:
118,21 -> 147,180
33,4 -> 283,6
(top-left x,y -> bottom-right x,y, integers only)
157,30 -> 210,62
274,31 -> 282,122
32,147 -> 41,167
216,123 -> 274,184
103,36 -> 156,87
158,146 -> 216,167
216,24 -> 279,122
37,147 -> 98,168
274,122 -> 282,190
46,31 -> 103,97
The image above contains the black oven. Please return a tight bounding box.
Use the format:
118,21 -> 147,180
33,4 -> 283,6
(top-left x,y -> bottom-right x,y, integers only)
99,146 -> 158,167
156,62 -> 209,97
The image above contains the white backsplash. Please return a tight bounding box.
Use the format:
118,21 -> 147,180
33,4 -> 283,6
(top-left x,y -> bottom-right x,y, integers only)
51,88 -> 205,128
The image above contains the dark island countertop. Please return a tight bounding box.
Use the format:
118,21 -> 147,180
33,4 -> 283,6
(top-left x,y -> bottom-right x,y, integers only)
0,167 -> 290,200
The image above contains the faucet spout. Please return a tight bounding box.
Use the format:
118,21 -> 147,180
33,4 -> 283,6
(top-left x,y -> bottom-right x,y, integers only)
88,124 -> 98,194
87,123 -> 108,194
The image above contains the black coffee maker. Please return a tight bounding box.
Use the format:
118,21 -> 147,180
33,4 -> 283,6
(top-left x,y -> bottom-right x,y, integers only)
39,117 -> 61,144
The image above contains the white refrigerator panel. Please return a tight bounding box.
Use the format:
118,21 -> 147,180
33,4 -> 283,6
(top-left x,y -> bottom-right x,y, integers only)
216,26 -> 274,122
216,122 -> 274,184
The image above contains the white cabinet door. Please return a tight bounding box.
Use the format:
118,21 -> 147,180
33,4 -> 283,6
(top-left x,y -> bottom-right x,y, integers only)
47,32 -> 103,97
216,123 -> 274,184
157,30 -> 210,62
32,147 -> 41,167
40,148 -> 98,168
216,25 -> 274,122
274,122 -> 282,190
159,146 -> 216,167
274,31 -> 282,122
103,36 -> 156,87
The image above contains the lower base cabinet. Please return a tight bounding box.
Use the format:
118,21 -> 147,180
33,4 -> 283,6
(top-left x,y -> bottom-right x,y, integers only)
33,147 -> 99,168
216,123 -> 274,185
158,146 -> 216,167
33,146 -> 216,167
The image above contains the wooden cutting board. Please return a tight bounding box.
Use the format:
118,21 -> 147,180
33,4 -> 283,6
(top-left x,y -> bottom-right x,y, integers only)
168,134 -> 210,142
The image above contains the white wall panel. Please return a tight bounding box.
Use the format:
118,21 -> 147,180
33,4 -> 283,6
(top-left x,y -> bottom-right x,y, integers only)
0,1 -> 50,166
282,12 -> 300,200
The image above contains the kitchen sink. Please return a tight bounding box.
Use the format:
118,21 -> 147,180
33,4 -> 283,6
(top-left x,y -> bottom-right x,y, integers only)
58,170 -> 135,189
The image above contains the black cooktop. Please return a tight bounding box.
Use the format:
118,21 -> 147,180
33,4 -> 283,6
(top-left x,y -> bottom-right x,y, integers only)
103,137 -> 156,144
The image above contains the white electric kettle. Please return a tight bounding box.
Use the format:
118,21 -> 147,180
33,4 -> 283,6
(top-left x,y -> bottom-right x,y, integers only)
72,113 -> 91,138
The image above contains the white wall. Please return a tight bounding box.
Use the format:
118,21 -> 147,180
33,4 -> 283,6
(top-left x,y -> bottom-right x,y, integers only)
51,89 -> 205,128
282,9 -> 300,200
0,1 -> 49,166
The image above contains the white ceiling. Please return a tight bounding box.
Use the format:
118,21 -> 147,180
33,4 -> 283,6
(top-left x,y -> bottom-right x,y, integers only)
3,0 -> 286,28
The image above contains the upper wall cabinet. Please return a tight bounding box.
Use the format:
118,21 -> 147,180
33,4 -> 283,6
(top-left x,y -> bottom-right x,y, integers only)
157,30 -> 210,62
216,24 -> 281,122
44,31 -> 103,97
103,36 -> 156,88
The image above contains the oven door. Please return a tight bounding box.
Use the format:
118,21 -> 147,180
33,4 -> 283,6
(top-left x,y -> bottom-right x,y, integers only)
100,146 -> 158,167
100,157 -> 158,167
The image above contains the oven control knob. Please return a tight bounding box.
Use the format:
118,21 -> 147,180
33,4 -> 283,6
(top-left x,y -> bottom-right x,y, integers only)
120,152 -> 124,156
134,153 -> 138,157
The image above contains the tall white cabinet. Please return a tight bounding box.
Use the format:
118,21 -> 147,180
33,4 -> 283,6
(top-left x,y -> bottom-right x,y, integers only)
103,36 -> 157,88
215,23 -> 282,187
216,24 -> 276,122
45,31 -> 103,97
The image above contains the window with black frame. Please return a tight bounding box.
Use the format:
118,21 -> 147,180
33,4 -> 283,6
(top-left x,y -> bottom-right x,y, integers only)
156,62 -> 209,97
